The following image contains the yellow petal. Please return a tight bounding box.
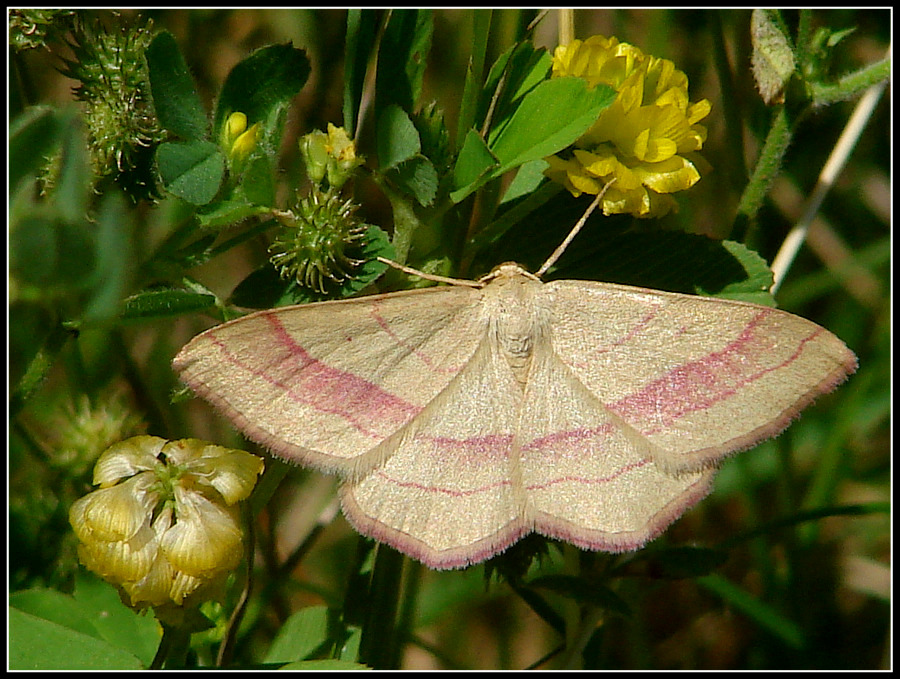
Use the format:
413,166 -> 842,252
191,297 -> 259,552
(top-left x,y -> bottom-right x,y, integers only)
196,449 -> 264,505
70,473 -> 159,542
93,436 -> 166,486
635,156 -> 701,194
77,522 -> 159,583
165,439 -> 264,504
168,570 -> 209,605
688,99 -> 712,125
161,486 -> 243,575
635,130 -> 678,163
122,553 -> 180,607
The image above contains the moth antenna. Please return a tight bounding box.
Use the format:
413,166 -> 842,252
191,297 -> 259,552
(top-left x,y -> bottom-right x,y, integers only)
535,179 -> 616,278
376,257 -> 483,288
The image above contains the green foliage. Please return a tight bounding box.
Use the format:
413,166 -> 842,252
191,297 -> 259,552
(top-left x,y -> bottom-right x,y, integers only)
9,573 -> 160,670
9,8 -> 889,672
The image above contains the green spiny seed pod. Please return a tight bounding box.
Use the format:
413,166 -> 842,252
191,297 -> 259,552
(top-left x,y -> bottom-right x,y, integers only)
59,14 -> 164,201
269,188 -> 367,294
9,9 -> 76,51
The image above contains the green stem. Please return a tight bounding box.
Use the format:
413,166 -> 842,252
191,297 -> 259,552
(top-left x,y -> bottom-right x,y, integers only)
731,105 -> 801,242
392,558 -> 422,668
358,544 -> 405,669
795,9 -> 815,73
378,178 -> 421,266
559,605 -> 604,669
810,57 -> 891,106
150,622 -> 191,669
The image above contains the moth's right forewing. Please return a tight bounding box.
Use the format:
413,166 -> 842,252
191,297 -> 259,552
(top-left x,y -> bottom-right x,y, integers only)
545,280 -> 856,473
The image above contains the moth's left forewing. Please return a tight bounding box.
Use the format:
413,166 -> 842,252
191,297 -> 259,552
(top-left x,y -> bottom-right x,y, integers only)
544,280 -> 857,472
173,285 -> 486,475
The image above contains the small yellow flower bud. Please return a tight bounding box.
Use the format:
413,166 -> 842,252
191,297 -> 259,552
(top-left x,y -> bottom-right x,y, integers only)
222,111 -> 248,149
299,129 -> 330,185
230,123 -> 260,163
299,124 -> 365,189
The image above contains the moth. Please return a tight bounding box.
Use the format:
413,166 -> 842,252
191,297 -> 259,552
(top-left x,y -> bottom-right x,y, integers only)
173,207 -> 856,569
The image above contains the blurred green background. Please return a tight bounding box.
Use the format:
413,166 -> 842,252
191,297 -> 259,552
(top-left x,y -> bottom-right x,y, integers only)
9,9 -> 890,670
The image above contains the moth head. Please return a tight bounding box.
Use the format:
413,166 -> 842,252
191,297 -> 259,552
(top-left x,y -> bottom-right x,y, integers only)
481,263 -> 540,286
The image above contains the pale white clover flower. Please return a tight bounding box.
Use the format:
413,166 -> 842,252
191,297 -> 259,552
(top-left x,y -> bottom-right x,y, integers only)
70,436 -> 264,609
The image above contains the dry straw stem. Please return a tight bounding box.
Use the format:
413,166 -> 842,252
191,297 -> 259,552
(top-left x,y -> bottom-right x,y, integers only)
769,72 -> 889,295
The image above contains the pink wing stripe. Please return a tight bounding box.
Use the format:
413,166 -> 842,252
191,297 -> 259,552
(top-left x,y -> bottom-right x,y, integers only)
410,425 -> 618,464
374,455 -> 653,497
525,458 -> 652,491
413,433 -> 515,462
374,469 -> 513,497
566,305 -> 662,368
207,314 -> 423,440
369,301 -> 465,374
522,424 -> 617,453
609,311 -> 825,433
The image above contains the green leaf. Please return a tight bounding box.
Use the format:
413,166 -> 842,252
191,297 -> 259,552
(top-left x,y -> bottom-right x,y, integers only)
213,42 -> 311,148
9,608 -> 144,670
196,200 -> 271,229
265,605 -> 331,663
8,105 -> 64,193
412,101 -> 451,172
121,287 -> 217,321
451,129 -> 498,198
240,153 -> 276,207
825,26 -> 857,48
9,587 -> 151,670
377,104 -> 421,169
343,10 -> 379,135
500,158 -> 549,205
227,264 -> 291,309
388,155 -> 438,207
72,572 -> 160,668
83,193 -> 134,323
751,9 -> 797,105
482,41 -> 553,145
375,9 -> 433,115
705,240 -> 775,304
697,574 -> 805,649
281,659 -> 371,670
528,574 -> 631,617
452,77 -> 614,203
10,588 -> 102,639
455,9 -> 493,147
145,31 -> 208,140
489,77 -> 615,175
156,139 -> 225,205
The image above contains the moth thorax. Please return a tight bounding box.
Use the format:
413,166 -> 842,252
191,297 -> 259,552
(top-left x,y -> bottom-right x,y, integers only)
501,333 -> 533,386
496,309 -> 543,387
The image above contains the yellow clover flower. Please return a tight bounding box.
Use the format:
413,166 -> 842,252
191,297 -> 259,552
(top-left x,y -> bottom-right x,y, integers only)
544,35 -> 711,218
69,436 -> 264,609
221,111 -> 260,168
